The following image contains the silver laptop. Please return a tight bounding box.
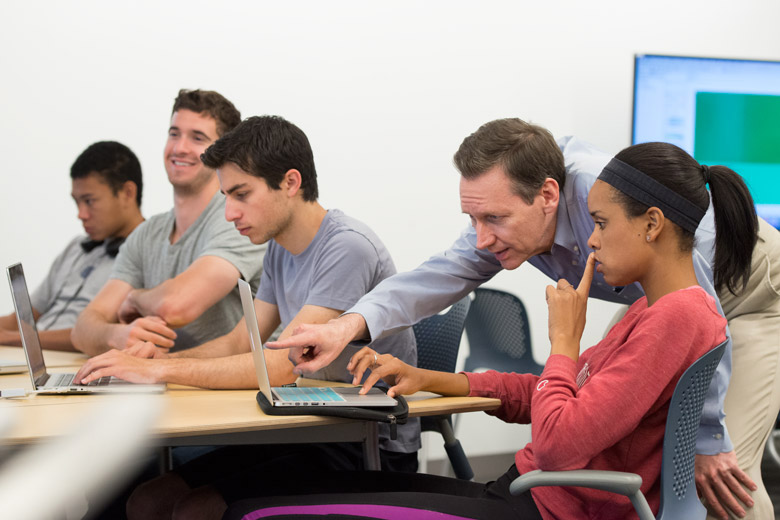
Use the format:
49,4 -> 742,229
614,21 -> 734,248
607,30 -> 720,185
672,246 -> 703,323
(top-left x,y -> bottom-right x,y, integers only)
0,359 -> 27,374
6,263 -> 165,394
238,279 -> 397,407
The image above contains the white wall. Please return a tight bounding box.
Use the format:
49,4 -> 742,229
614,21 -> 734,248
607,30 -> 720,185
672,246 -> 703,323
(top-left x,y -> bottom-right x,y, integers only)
1,0 -> 778,464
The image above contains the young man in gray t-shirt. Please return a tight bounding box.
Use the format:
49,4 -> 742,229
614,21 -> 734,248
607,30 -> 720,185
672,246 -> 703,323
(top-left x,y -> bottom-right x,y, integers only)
76,115 -> 420,518
72,90 -> 266,356
0,141 -> 144,351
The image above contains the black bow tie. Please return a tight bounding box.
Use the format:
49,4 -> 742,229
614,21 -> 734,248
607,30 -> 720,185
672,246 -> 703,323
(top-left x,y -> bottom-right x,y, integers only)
80,237 -> 125,257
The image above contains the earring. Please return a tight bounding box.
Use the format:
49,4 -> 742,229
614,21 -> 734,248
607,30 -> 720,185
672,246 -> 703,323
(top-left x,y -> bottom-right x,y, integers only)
646,235 -> 651,242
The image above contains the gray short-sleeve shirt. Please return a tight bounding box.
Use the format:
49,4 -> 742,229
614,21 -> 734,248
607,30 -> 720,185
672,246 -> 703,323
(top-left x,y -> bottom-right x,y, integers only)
30,235 -> 117,330
256,209 -> 420,453
111,192 -> 266,351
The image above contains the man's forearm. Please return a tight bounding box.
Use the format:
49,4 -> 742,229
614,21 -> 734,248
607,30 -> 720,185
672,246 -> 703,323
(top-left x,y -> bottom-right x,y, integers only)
71,310 -> 119,356
0,312 -> 73,350
126,286 -> 189,326
38,329 -> 78,352
159,352 -> 293,389
170,332 -> 245,360
348,227 -> 498,342
0,328 -> 21,347
126,257 -> 238,328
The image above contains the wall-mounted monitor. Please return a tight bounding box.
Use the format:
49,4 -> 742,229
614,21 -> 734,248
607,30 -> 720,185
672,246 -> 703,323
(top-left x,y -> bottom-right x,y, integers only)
632,54 -> 780,228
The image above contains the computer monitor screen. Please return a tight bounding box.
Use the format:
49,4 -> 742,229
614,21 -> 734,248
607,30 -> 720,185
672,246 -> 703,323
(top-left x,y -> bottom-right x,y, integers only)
632,54 -> 780,228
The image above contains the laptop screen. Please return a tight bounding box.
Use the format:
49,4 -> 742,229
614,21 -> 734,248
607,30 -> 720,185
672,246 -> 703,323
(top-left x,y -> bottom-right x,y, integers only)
237,279 -> 275,404
7,263 -> 47,383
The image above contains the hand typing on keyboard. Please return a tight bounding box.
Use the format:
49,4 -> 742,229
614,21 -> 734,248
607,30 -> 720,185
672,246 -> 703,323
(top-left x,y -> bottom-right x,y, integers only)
48,372 -> 120,387
73,349 -> 163,385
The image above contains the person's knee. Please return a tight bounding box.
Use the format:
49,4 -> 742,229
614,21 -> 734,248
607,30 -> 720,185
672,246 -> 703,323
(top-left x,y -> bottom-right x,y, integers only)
171,485 -> 227,520
127,473 -> 191,520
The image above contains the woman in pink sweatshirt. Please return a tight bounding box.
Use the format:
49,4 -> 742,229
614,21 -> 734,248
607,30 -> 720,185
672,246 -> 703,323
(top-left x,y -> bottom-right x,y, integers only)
225,142 -> 758,520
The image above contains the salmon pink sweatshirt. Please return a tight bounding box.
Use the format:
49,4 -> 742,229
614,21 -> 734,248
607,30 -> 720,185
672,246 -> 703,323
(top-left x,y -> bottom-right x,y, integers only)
466,286 -> 727,520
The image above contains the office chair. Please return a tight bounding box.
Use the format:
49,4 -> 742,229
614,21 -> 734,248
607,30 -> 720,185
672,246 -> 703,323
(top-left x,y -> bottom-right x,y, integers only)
463,288 -> 544,375
509,340 -> 728,520
412,295 -> 473,480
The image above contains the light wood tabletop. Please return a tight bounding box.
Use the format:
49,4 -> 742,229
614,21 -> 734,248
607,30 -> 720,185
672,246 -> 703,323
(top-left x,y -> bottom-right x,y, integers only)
0,345 -> 87,370
0,346 -> 500,453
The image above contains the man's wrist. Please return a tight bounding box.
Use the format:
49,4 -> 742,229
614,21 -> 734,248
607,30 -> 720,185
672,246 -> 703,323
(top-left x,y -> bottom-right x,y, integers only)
155,359 -> 174,384
168,349 -> 186,359
106,325 -> 125,351
127,289 -> 143,310
338,312 -> 369,342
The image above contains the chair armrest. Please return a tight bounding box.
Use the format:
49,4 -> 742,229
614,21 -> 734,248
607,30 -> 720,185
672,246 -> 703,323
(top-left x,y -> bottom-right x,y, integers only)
510,469 -> 642,495
509,469 -> 654,520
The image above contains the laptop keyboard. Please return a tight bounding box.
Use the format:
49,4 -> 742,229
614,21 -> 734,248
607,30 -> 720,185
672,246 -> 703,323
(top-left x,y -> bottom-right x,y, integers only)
274,386 -> 346,403
46,372 -> 116,387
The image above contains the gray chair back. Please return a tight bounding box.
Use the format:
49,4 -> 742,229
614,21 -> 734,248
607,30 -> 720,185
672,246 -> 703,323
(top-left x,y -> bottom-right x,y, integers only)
414,296 -> 471,374
413,296 -> 473,480
657,340 -> 726,520
464,288 -> 543,375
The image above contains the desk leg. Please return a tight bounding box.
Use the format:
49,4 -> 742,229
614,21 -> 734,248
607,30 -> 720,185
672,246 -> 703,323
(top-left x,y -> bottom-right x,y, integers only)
362,422 -> 380,471
158,446 -> 173,474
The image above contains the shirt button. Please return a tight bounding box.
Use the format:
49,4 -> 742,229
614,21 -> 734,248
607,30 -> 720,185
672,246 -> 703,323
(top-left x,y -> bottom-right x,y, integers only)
713,433 -> 723,440
571,260 -> 578,265
573,246 -> 579,252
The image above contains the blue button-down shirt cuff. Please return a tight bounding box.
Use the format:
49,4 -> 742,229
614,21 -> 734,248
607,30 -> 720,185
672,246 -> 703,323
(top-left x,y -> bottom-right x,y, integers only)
695,423 -> 734,455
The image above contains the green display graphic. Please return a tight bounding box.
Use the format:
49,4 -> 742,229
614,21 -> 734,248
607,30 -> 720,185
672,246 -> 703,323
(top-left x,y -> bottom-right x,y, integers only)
694,92 -> 780,205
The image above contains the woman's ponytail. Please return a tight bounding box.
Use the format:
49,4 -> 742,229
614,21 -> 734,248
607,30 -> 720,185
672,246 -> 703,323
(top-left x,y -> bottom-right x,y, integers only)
707,164 -> 758,294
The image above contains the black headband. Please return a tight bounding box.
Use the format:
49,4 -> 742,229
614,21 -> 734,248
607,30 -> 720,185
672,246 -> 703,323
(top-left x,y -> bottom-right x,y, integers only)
597,158 -> 706,233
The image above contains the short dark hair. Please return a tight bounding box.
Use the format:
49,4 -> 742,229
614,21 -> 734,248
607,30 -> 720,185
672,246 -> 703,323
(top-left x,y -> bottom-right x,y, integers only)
454,118 -> 565,204
70,141 -> 143,206
172,89 -> 241,137
201,115 -> 319,202
614,142 -> 758,295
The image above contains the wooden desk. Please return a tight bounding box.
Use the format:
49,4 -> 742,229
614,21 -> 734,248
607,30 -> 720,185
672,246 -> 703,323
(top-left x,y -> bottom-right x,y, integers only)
0,346 -> 500,470
0,345 -> 88,369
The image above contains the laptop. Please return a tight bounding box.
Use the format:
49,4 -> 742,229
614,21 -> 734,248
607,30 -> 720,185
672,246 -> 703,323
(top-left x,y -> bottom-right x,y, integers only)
238,278 -> 397,407
0,360 -> 27,375
6,263 -> 165,394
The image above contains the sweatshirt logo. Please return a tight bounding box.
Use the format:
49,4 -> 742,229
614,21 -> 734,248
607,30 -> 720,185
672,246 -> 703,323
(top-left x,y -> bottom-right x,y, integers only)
576,362 -> 590,388
536,380 -> 548,391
